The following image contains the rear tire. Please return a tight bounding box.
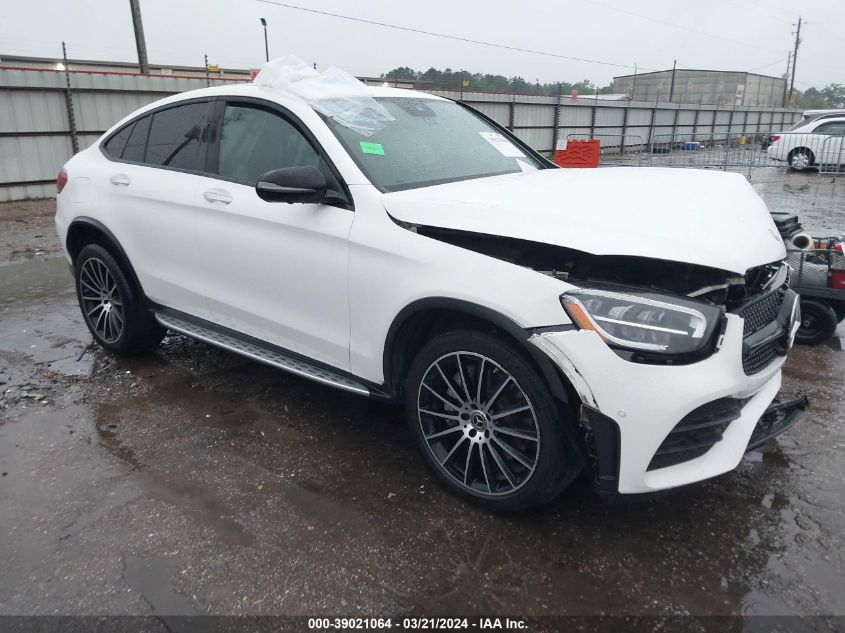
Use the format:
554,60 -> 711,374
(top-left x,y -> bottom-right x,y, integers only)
788,148 -> 815,171
75,244 -> 165,355
795,300 -> 837,346
404,330 -> 582,512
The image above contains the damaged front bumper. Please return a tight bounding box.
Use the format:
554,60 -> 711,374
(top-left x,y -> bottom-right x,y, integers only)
530,311 -> 805,494
746,392 -> 808,451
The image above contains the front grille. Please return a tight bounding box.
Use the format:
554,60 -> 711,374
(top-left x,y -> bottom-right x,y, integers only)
735,278 -> 789,376
648,397 -> 747,471
740,290 -> 785,336
743,340 -> 779,375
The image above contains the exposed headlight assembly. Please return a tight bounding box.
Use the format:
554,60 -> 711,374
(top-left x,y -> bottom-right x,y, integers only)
561,286 -> 722,355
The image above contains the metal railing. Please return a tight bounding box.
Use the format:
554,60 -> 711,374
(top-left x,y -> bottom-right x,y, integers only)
647,132 -> 780,175
819,135 -> 845,176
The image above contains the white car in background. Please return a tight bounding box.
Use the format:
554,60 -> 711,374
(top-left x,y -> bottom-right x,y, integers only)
768,115 -> 845,171
54,59 -> 805,511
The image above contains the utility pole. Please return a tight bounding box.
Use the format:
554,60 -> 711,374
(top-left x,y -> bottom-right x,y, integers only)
782,51 -> 792,107
128,0 -> 149,74
204,53 -> 210,87
62,41 -> 79,154
789,17 -> 802,107
668,59 -> 677,103
631,62 -> 638,100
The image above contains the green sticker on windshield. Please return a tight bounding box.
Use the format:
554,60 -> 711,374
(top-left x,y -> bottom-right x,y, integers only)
359,141 -> 384,155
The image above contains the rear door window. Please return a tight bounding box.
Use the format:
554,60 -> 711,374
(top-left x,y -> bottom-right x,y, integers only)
145,102 -> 211,171
121,115 -> 151,162
103,122 -> 134,158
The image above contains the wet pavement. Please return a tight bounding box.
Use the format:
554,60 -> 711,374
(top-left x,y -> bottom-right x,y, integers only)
1,188 -> 844,618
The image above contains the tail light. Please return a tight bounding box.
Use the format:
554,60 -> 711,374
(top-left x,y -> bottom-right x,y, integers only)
56,168 -> 68,194
770,135 -> 780,142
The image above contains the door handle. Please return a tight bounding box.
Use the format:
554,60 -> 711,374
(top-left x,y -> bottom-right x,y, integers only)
109,173 -> 130,186
203,188 -> 232,204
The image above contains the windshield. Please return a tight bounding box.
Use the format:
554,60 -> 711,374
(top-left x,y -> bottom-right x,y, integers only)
322,97 -> 545,191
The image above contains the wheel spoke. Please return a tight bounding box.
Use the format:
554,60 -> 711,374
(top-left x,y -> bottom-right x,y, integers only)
108,311 -> 120,340
487,442 -> 516,488
484,376 -> 511,410
81,279 -> 101,295
440,436 -> 466,466
86,304 -> 103,318
491,404 -> 531,421
425,425 -> 462,441
494,426 -> 538,442
419,409 -> 461,421
112,308 -> 124,326
94,308 -> 107,334
480,445 -> 492,493
91,260 -> 106,290
454,354 -> 472,402
463,441 -> 473,485
475,358 -> 485,404
422,382 -> 461,411
434,361 -> 463,405
492,436 -> 533,469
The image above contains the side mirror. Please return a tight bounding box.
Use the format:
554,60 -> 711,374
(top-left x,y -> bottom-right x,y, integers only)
255,166 -> 328,204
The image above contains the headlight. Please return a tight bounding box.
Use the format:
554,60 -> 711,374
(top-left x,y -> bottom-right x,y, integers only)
561,286 -> 722,355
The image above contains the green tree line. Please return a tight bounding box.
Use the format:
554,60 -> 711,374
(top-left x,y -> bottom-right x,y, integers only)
795,84 -> 845,109
379,66 -> 614,95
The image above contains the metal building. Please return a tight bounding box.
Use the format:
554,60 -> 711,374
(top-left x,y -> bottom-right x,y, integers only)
613,69 -> 786,107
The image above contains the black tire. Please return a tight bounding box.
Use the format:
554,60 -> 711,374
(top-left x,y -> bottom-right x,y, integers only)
404,330 -> 582,512
795,299 -> 837,346
74,244 -> 165,355
787,147 -> 815,171
830,300 -> 845,323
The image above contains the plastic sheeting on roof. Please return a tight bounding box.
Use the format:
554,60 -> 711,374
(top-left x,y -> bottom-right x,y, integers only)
253,55 -> 394,137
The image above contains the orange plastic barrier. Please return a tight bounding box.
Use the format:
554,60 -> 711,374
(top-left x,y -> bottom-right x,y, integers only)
553,139 -> 600,168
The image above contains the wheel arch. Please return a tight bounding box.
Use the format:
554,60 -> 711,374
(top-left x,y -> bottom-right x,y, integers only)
66,217 -> 145,296
382,298 -> 575,406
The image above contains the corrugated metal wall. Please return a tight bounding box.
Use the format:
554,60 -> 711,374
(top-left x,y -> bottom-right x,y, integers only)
0,67 -> 246,201
0,67 -> 802,202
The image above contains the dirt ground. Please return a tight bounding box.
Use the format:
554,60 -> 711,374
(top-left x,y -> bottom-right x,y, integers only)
0,185 -> 843,623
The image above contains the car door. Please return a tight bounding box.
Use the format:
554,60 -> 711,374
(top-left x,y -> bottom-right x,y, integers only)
813,121 -> 845,166
99,100 -> 213,318
192,99 -> 354,370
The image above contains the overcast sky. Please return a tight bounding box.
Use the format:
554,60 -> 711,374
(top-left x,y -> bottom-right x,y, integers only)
1,0 -> 842,89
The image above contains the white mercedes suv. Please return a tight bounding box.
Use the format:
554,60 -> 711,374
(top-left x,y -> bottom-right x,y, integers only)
55,61 -> 805,511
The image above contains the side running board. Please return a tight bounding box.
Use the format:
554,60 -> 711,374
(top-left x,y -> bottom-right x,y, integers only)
155,312 -> 370,397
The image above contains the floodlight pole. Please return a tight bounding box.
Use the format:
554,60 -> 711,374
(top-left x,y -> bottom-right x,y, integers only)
260,18 -> 269,62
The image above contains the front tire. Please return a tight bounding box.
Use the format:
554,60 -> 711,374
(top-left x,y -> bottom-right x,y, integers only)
404,330 -> 581,512
75,244 -> 165,355
795,299 -> 837,346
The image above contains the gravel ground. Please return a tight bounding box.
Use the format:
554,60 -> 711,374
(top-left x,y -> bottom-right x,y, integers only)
0,183 -> 843,623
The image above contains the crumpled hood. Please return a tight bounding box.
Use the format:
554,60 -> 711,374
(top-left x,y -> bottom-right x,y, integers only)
383,167 -> 786,274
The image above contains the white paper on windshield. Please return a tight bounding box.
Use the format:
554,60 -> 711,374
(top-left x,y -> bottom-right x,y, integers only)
478,132 -> 525,158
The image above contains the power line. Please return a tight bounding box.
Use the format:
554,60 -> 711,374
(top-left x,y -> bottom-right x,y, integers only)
748,57 -> 788,72
578,0 -> 783,54
255,0 -> 654,71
